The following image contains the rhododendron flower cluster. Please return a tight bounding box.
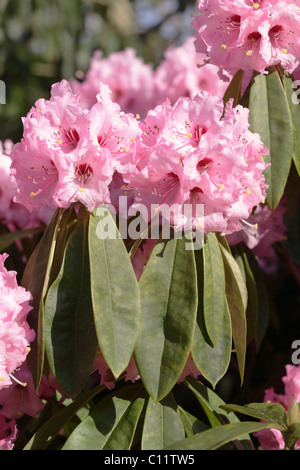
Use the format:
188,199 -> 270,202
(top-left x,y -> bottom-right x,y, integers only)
152,36 -> 232,105
10,80 -> 140,214
0,254 -> 34,390
256,364 -> 300,450
72,48 -> 155,118
0,140 -> 53,232
193,0 -> 300,75
72,37 -> 232,116
122,92 -> 269,234
10,79 -> 269,235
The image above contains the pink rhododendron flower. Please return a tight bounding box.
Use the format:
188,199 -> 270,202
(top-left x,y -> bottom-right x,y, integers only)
193,0 -> 300,75
153,36 -> 232,105
256,364 -> 300,450
0,254 -> 34,390
0,362 -> 44,419
84,84 -> 142,175
0,140 -> 54,232
227,199 -> 287,257
122,92 -> 268,234
177,354 -> 202,383
10,80 -> 143,213
72,48 -> 155,118
10,80 -> 84,212
93,350 -> 140,390
0,414 -> 18,450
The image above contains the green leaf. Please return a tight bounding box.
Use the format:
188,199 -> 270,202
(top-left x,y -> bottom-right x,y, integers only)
184,377 -> 255,450
244,248 -> 270,349
220,403 -> 288,431
178,407 -> 209,437
164,421 -> 276,450
248,70 -> 294,209
134,237 -> 198,402
88,207 -> 141,378
62,385 -> 145,450
202,233 -> 226,347
223,69 -> 245,107
233,247 -> 258,348
141,394 -> 185,450
219,244 -> 247,384
192,244 -> 232,387
44,218 -> 98,398
192,299 -> 232,389
283,72 -> 300,176
24,383 -> 106,450
21,209 -> 63,390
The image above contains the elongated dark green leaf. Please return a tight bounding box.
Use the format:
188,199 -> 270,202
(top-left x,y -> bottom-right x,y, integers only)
21,209 -> 62,390
283,72 -> 300,176
134,238 -> 198,402
219,244 -> 247,384
44,218 -> 98,398
191,299 -> 232,389
202,233 -> 226,346
88,207 -> 140,378
62,385 -> 145,450
178,407 -> 209,437
231,243 -> 270,351
164,421 -> 276,450
234,248 -> 258,348
192,238 -> 231,387
220,403 -> 287,431
223,69 -> 245,106
251,263 -> 269,349
184,377 -> 236,426
24,383 -> 106,450
141,394 -> 185,450
248,71 -> 293,209
184,377 -> 255,450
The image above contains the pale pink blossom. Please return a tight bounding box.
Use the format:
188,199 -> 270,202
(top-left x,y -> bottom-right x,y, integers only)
72,48 -> 155,117
123,92 -> 268,235
193,0 -> 300,75
0,254 -> 34,390
10,80 -> 144,213
153,36 -> 232,106
84,83 -> 142,175
10,80 -> 83,212
0,140 -> 54,231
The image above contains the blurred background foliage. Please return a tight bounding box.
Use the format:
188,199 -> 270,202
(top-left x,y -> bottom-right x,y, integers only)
0,0 -> 197,143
